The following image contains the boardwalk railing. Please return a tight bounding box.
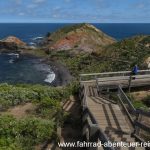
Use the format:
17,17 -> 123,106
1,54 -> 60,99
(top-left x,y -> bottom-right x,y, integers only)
134,109 -> 150,142
117,86 -> 150,142
80,70 -> 150,148
80,85 -> 115,150
117,85 -> 136,126
80,70 -> 150,82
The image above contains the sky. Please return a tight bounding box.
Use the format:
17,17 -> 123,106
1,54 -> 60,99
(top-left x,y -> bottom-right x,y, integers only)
0,0 -> 150,23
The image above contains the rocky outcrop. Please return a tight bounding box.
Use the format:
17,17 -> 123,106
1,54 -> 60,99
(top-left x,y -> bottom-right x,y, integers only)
43,23 -> 116,53
0,36 -> 26,51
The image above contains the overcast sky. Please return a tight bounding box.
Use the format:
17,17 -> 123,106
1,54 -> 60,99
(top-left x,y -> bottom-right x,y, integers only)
0,0 -> 150,23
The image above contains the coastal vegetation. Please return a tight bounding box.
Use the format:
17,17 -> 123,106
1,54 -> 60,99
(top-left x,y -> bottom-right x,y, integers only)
0,115 -> 54,150
0,82 -> 79,149
47,35 -> 150,76
0,23 -> 150,149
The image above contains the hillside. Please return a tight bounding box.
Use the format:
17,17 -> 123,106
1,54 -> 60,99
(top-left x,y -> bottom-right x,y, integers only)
48,34 -> 150,76
43,23 -> 116,53
99,35 -> 150,70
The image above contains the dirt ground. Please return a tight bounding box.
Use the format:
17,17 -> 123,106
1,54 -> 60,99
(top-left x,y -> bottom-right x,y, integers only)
130,90 -> 150,101
1,102 -> 36,119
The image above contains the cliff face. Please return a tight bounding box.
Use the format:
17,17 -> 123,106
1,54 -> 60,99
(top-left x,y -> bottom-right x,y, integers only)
44,23 -> 116,53
0,36 -> 26,50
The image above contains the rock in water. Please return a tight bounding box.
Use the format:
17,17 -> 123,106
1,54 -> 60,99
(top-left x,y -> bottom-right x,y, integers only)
0,36 -> 26,50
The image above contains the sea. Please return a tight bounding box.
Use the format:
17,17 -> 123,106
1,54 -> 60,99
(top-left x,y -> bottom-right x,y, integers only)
0,23 -> 150,85
0,23 -> 150,44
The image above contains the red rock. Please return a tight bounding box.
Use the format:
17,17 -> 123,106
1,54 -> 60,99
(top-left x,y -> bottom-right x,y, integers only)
2,36 -> 26,46
0,36 -> 26,50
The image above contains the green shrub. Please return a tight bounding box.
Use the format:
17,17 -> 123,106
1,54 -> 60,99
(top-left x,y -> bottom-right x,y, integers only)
0,115 -> 55,150
143,95 -> 150,107
0,83 -> 75,110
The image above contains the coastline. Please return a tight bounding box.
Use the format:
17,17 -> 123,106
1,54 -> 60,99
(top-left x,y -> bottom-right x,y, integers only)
0,51 -> 73,86
46,60 -> 73,86
20,51 -> 73,86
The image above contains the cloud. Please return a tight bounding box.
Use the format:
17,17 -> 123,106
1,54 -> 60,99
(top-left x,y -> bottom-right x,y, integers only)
53,6 -> 61,11
135,2 -> 145,9
64,0 -> 71,2
27,4 -> 38,9
13,0 -> 22,5
33,0 -> 46,3
0,0 -> 150,23
18,12 -> 25,16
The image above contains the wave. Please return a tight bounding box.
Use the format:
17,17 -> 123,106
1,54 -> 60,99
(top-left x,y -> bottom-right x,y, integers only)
29,42 -> 36,46
9,59 -> 14,64
32,36 -> 44,41
44,72 -> 56,83
8,53 -> 19,56
33,63 -> 55,84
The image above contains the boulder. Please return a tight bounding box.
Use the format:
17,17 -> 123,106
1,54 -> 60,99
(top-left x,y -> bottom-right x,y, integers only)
0,36 -> 26,50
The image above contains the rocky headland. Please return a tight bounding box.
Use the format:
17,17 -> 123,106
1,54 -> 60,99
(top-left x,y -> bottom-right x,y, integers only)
42,23 -> 116,54
0,23 -> 150,76
0,36 -> 27,51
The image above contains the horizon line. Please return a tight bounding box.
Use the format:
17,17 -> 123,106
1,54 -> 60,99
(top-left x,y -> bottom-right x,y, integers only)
0,22 -> 150,24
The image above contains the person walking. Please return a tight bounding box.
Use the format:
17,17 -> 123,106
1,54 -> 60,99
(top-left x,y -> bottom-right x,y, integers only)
129,65 -> 139,92
132,65 -> 139,76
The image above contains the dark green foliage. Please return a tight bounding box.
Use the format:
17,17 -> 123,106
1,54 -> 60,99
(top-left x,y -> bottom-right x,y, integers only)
0,83 -> 77,110
49,23 -> 86,42
0,115 -> 55,150
46,32 -> 51,37
53,23 -> 86,35
103,36 -> 150,70
143,95 -> 150,107
0,82 -> 79,149
35,97 -> 62,119
49,51 -> 112,76
132,101 -> 147,109
140,36 -> 150,44
128,94 -> 149,110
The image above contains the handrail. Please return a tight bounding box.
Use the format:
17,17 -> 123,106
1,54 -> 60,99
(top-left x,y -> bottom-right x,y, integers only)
81,82 -> 150,148
117,85 -> 150,141
117,94 -> 135,127
134,121 -> 150,133
96,77 -> 99,93
136,109 -> 150,117
80,70 -> 150,81
83,108 -> 115,150
80,70 -> 150,77
118,85 -> 136,113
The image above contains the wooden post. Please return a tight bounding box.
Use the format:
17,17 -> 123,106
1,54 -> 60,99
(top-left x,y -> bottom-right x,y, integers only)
134,113 -> 142,136
128,74 -> 132,93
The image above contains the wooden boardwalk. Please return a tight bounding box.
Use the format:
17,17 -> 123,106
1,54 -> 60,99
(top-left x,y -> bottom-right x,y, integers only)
80,70 -> 150,150
83,84 -> 146,150
81,75 -> 150,90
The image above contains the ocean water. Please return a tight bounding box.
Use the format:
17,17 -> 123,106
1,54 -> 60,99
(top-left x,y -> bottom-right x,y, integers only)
0,53 -> 55,85
0,23 -> 150,85
0,23 -> 150,44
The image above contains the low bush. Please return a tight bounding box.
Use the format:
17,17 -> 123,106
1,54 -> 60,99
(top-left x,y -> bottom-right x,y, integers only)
142,95 -> 150,107
0,115 -> 55,150
0,82 -> 78,110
